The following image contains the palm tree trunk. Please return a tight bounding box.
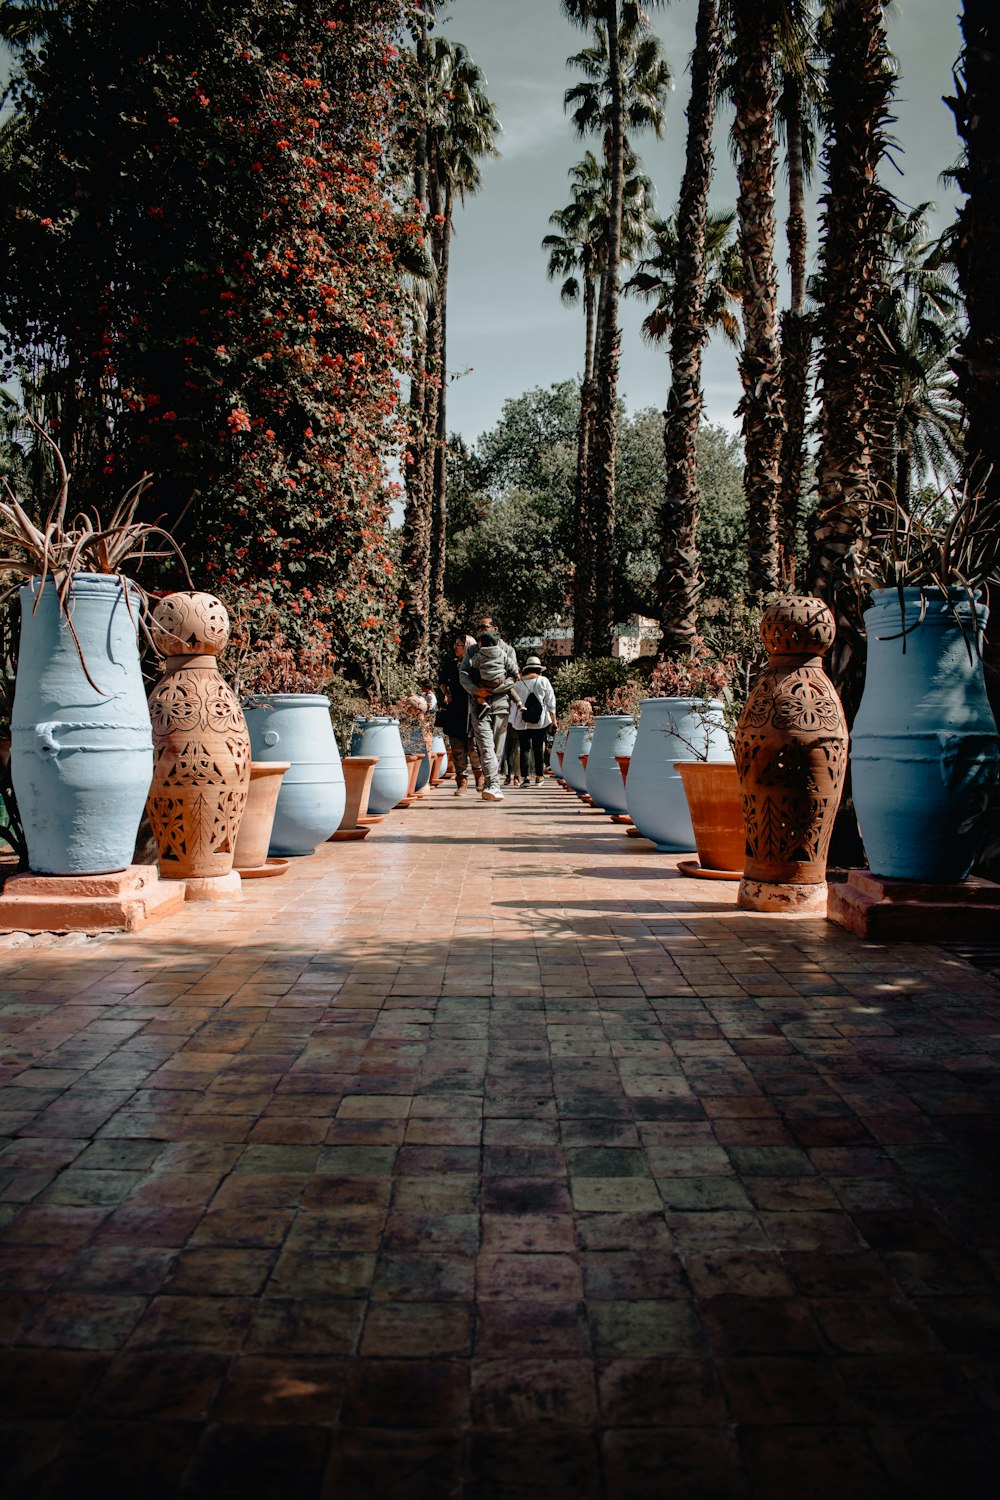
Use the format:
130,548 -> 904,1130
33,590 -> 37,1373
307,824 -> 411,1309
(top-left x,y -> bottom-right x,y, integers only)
573,272 -> 597,658
658,0 -> 721,658
777,72 -> 812,587
589,0 -> 625,658
429,191 -> 453,657
808,0 -> 895,701
731,0 -> 783,601
950,0 -> 1000,868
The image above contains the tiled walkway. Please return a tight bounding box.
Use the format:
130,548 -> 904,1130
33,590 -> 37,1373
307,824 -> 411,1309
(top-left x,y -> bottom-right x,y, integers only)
1,775 -> 999,1498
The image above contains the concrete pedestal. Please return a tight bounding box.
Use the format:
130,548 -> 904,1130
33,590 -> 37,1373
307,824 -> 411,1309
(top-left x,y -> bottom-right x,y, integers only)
0,865 -> 185,934
178,869 -> 243,903
828,869 -> 1000,941
738,878 -> 828,915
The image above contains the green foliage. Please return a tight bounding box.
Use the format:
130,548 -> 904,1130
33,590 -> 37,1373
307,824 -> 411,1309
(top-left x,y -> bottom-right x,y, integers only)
473,381 -> 579,502
0,0 -> 411,670
444,384 -> 747,638
551,654 -> 646,707
446,489 -> 571,640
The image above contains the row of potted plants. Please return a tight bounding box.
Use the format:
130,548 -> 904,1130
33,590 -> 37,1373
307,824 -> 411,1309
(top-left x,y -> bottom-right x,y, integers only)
0,446 -> 444,890
553,512 -> 1000,893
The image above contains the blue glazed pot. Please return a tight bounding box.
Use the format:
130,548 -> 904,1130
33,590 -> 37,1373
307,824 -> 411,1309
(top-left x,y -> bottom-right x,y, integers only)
11,575 -> 153,875
585,716 -> 637,814
626,697 -> 730,851
551,727 -> 568,776
244,694 -> 345,856
563,725 -> 593,793
852,588 -> 999,881
349,718 -> 408,814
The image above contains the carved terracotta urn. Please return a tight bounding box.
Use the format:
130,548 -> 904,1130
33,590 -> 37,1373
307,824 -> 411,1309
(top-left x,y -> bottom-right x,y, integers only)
146,592 -> 251,890
734,595 -> 848,913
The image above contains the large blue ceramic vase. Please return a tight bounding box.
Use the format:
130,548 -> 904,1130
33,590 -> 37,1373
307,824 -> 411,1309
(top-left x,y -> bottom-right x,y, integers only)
551,727 -> 568,777
626,697 -> 730,851
563,724 -> 593,793
852,588 -> 999,881
11,575 -> 153,875
244,694 -> 345,856
349,718 -> 408,814
585,715 -> 637,814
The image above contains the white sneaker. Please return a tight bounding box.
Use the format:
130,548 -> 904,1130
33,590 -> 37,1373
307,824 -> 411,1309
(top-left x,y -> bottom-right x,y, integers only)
482,785 -> 504,802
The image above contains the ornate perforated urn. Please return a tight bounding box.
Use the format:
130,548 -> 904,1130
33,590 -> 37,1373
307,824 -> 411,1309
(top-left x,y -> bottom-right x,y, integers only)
146,592 -> 251,889
734,595 -> 847,913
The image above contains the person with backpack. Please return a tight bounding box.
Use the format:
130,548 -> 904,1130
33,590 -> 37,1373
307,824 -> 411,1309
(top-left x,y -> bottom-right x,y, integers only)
438,634 -> 483,794
460,627 -> 520,801
509,655 -> 557,785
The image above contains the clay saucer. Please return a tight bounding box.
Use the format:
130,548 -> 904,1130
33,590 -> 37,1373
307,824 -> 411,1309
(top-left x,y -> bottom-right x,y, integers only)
677,858 -> 741,881
237,858 -> 290,880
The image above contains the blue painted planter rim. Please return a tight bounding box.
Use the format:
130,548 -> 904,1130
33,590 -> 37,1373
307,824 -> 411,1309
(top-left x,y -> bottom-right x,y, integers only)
355,716 -> 400,725
243,693 -> 331,708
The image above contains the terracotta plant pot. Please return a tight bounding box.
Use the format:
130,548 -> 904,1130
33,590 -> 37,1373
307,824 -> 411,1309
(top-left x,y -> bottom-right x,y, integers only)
615,754 -> 631,784
332,755 -> 378,840
234,761 -> 291,876
734,595 -> 847,913
395,752 -> 424,808
675,761 -> 745,878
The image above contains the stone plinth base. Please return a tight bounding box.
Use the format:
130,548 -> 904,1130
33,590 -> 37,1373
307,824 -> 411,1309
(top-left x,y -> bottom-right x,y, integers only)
0,866 -> 185,934
738,878 -> 828,914
828,869 -> 1000,941
176,870 -> 243,903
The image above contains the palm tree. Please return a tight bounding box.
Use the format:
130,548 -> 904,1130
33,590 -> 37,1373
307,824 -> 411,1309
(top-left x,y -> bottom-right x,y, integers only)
560,0 -> 667,656
948,0 -> 1000,517
627,208 -> 742,347
808,0 -> 897,697
400,32 -> 499,674
775,8 -> 821,585
638,0 -> 725,657
424,40 -> 500,655
544,150 -> 654,653
727,0 -> 787,600
878,205 -> 963,507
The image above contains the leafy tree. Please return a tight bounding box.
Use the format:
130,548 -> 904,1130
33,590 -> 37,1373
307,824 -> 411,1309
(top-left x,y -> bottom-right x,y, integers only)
445,489 -> 571,641
0,0 -> 412,674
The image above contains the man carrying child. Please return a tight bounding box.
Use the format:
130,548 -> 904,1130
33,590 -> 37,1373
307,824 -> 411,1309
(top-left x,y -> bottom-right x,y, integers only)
459,620 -> 520,802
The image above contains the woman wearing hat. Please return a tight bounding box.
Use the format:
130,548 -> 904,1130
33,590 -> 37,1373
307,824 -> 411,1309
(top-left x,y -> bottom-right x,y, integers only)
508,655 -> 558,786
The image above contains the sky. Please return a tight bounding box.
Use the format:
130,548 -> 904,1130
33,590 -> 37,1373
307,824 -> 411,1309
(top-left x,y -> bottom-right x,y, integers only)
439,0 -> 964,449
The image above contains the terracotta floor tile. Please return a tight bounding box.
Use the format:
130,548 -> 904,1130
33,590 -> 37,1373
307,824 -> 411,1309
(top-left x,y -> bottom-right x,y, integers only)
597,1356 -> 727,1426
360,1300 -> 472,1358
210,1355 -> 349,1424
2,786 -> 1000,1489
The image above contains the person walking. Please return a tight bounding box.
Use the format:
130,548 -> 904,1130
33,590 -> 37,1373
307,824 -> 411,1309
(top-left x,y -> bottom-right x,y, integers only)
460,626 -> 519,802
509,655 -> 557,785
439,635 -> 483,795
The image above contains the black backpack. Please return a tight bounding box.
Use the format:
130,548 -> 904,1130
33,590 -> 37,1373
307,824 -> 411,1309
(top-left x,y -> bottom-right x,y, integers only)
522,683 -> 543,723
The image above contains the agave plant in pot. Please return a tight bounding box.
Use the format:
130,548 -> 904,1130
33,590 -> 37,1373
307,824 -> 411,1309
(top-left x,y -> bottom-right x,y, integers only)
0,429 -> 183,875
563,698 -> 596,796
587,679 -> 643,819
625,640 -> 732,854
845,485 -> 1000,882
232,630 -> 345,858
